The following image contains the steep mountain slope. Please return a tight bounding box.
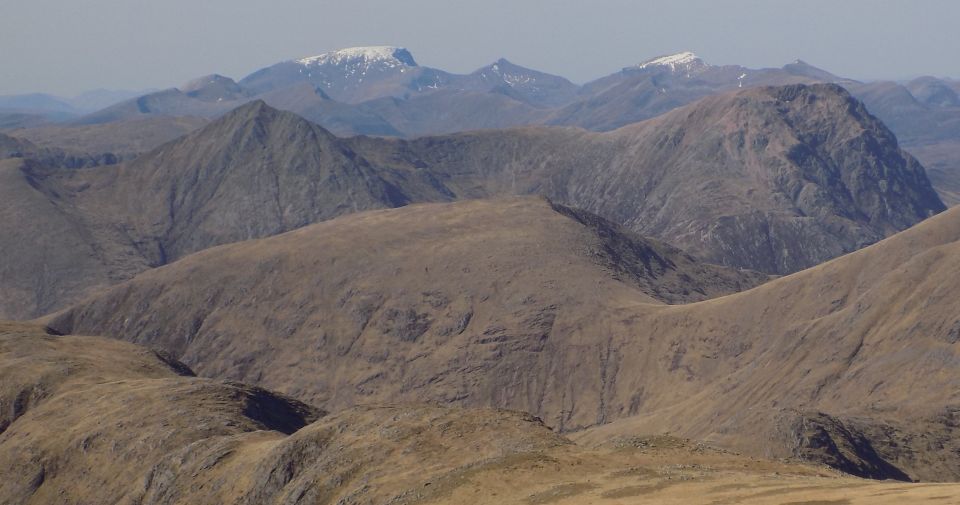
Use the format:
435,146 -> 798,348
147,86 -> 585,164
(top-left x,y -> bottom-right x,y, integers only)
48,200 -> 960,481
2,84 -> 943,318
0,101 -> 452,319
9,323 -> 953,504
0,158 -> 149,319
573,203 -> 960,481
357,83 -> 943,273
81,100 -> 452,264
46,196 -> 766,386
845,78 -> 960,206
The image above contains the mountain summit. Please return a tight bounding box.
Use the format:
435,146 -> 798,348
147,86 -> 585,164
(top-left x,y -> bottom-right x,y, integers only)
637,51 -> 708,72
296,46 -> 418,68
240,46 -> 448,102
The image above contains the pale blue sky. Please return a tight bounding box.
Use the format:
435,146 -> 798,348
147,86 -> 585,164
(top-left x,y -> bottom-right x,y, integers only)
1,0 -> 957,95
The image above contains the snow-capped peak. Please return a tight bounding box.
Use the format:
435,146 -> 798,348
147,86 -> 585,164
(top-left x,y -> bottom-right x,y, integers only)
637,51 -> 706,72
296,46 -> 418,68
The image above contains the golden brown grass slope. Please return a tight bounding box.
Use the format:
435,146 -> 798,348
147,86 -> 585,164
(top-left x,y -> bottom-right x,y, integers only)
47,198 -> 960,480
2,322 -> 958,505
47,196 -> 764,404
0,322 -> 320,504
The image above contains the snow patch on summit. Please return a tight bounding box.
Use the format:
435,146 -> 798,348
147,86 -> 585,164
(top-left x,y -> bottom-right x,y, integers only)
297,46 -> 418,69
637,52 -> 707,72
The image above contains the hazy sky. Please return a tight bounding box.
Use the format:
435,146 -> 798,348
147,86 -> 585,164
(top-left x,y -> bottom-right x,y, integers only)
2,0 -> 958,96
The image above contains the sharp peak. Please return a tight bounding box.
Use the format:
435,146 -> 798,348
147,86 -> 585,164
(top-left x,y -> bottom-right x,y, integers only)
483,58 -> 522,71
480,58 -> 549,76
217,100 -> 288,125
231,99 -> 272,114
296,46 -> 418,67
194,100 -> 337,140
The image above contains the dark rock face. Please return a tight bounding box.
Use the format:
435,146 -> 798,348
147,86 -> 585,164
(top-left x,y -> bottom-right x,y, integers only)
789,412 -> 912,481
785,409 -> 960,482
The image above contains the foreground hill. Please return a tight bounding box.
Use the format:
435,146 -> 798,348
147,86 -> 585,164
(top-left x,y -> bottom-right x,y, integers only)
2,323 -> 957,504
1,85 -> 943,318
0,322 -> 320,504
49,199 -> 960,480
46,196 -> 767,393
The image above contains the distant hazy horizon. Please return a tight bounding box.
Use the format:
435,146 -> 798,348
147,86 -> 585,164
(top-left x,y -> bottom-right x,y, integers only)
2,0 -> 958,96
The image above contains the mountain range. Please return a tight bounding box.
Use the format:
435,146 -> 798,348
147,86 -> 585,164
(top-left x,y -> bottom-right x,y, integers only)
3,44 -> 960,502
4,47 -> 958,208
0,83 -> 943,320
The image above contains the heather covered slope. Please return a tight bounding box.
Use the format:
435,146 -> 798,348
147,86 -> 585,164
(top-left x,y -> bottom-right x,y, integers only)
0,322 -> 320,505
3,323 -> 958,504
49,201 -> 960,480
0,158 -> 150,319
47,196 -> 767,401
74,99 -> 452,264
573,203 -> 960,481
